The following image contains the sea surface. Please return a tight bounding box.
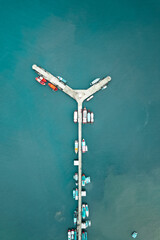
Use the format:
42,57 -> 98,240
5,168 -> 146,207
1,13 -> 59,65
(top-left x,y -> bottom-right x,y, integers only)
0,0 -> 160,240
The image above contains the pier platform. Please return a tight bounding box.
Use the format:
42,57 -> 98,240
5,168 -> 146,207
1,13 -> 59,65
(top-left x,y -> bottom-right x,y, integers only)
32,64 -> 111,240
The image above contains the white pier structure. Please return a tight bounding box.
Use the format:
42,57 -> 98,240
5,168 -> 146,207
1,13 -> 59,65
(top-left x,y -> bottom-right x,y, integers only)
32,64 -> 111,240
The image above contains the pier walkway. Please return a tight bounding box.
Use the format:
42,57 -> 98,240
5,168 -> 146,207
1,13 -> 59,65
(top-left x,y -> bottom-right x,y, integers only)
32,64 -> 111,240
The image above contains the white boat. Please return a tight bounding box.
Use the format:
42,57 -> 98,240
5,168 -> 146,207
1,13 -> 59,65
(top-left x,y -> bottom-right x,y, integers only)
85,177 -> 91,185
68,230 -> 71,240
85,146 -> 88,152
87,110 -> 91,123
86,220 -> 91,227
86,95 -> 94,101
90,78 -> 100,85
81,223 -> 87,229
73,173 -> 78,181
82,139 -> 86,153
81,221 -> 91,229
83,107 -> 87,124
35,76 -> 47,85
102,85 -> 107,90
85,204 -> 89,217
74,110 -> 78,123
90,112 -> 94,123
73,190 -> 76,199
71,229 -> 74,240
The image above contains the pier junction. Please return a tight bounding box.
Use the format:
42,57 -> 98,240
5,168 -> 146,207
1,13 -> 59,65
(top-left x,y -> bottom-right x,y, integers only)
32,64 -> 111,240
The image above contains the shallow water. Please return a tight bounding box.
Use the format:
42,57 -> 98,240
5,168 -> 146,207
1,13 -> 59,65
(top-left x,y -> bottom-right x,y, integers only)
1,0 -> 160,239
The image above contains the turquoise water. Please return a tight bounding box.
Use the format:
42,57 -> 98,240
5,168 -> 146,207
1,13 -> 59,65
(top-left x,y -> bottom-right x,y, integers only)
1,0 -> 160,239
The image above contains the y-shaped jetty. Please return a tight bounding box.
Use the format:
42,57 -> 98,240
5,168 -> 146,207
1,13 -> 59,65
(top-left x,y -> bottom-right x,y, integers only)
32,64 -> 111,240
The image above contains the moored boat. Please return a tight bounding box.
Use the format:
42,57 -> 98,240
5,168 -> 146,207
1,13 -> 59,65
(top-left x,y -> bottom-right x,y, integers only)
75,140 -> 78,154
74,210 -> 77,225
102,85 -> 107,90
57,75 -> 67,84
74,110 -> 78,123
48,83 -> 58,91
73,190 -> 76,199
82,139 -> 86,153
71,229 -> 74,240
73,173 -> 78,181
85,204 -> 89,217
82,107 -> 87,124
75,188 -> 78,200
68,230 -> 71,240
86,95 -> 94,101
82,174 -> 85,186
90,112 -> 94,123
87,110 -> 91,123
85,146 -> 88,152
74,230 -> 77,240
90,77 -> 100,85
82,231 -> 85,240
35,76 -> 47,85
82,204 -> 86,219
85,232 -> 87,240
85,177 -> 91,185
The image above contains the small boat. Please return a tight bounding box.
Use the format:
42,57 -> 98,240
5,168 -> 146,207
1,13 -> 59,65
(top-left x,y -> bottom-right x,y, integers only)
48,83 -> 58,91
86,95 -> 94,102
73,173 -> 78,181
82,231 -> 85,240
75,140 -> 78,154
74,230 -> 77,240
85,177 -> 91,185
102,85 -> 107,90
74,110 -> 78,123
82,174 -> 86,187
71,229 -> 74,240
73,190 -> 76,199
131,232 -> 138,238
85,220 -> 91,228
85,232 -> 87,240
85,146 -> 88,152
90,78 -> 100,86
75,188 -> 78,200
90,112 -> 94,123
57,75 -> 67,84
68,230 -> 71,240
35,76 -> 47,85
74,210 -> 77,225
82,108 -> 87,124
87,110 -> 91,123
85,204 -> 89,217
82,139 -> 86,153
82,204 -> 86,219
